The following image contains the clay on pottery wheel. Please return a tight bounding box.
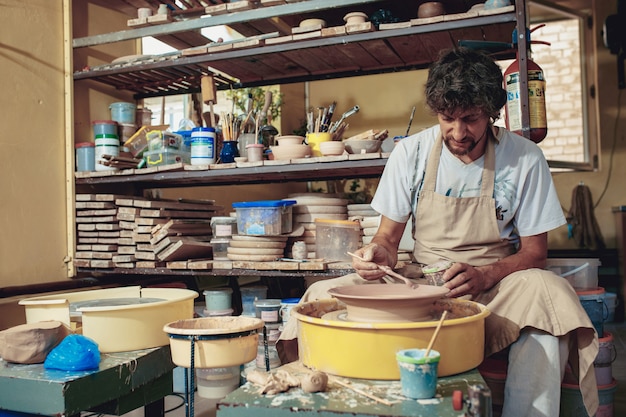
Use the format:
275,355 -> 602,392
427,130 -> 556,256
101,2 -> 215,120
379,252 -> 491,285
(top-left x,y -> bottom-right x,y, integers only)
418,1 -> 446,18
327,283 -> 449,322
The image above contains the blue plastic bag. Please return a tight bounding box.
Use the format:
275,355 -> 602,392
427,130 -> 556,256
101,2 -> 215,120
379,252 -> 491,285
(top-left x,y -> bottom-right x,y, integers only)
43,334 -> 101,371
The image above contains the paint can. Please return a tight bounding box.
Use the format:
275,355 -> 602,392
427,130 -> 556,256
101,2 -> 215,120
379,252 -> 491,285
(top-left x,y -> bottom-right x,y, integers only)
190,127 -> 216,165
75,142 -> 95,171
94,135 -> 119,171
396,348 -> 440,399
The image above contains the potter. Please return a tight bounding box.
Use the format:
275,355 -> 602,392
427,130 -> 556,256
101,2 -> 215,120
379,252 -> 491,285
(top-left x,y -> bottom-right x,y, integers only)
278,47 -> 599,417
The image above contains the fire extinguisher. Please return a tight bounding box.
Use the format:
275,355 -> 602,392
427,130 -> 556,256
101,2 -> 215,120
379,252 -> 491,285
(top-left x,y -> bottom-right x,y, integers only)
504,25 -> 550,143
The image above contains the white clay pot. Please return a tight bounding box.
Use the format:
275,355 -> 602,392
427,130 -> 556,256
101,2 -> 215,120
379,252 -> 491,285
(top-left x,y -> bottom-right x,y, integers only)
343,12 -> 368,25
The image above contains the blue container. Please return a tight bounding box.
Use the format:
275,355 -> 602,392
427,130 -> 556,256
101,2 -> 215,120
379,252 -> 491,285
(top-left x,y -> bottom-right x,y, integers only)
220,140 -> 239,163
396,349 -> 440,399
577,288 -> 607,337
232,200 -> 296,236
109,102 -> 137,124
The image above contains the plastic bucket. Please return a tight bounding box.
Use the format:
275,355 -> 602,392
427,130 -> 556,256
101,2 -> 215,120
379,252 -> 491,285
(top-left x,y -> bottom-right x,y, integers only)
576,287 -> 607,337
396,349 -> 441,399
109,102 -> 137,124
597,379 -> 618,417
595,332 -> 617,366
240,286 -> 267,317
603,292 -> 618,322
203,288 -> 233,312
92,120 -> 118,137
561,379 -> 617,417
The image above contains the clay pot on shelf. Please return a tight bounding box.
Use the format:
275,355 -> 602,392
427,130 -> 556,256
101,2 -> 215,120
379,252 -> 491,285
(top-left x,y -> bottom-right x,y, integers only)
418,2 -> 446,18
343,12 -> 368,25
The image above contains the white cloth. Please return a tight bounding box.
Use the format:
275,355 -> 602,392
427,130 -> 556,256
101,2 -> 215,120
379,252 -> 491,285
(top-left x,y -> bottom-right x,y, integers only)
371,125 -> 566,244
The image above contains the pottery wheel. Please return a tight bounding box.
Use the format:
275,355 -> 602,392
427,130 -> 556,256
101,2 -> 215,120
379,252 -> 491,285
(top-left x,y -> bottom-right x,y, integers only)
327,284 -> 449,323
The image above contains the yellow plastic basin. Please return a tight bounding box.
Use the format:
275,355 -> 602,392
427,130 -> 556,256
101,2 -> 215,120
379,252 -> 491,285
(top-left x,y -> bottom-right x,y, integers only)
164,316 -> 264,368
19,286 -> 198,352
293,298 -> 489,379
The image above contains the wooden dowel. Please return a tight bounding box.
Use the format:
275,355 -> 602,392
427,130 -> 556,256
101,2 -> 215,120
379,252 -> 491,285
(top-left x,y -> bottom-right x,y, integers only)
332,378 -> 394,406
424,310 -> 447,357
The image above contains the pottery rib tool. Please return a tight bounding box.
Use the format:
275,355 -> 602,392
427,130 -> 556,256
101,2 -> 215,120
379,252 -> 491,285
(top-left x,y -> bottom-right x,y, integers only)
347,252 -> 417,288
424,310 -> 448,357
201,75 -> 217,127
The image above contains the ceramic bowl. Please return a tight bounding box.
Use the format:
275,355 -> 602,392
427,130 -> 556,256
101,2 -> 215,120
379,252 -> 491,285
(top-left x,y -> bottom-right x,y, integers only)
275,135 -> 305,146
319,141 -> 346,156
299,18 -> 326,28
270,144 -> 311,160
418,2 -> 446,18
343,139 -> 382,154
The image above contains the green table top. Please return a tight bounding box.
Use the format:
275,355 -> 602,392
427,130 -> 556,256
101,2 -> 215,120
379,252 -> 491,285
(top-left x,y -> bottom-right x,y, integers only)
218,363 -> 485,417
0,345 -> 174,416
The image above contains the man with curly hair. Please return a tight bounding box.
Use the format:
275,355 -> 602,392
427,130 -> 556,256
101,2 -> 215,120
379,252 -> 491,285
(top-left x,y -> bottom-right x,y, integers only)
279,47 -> 598,417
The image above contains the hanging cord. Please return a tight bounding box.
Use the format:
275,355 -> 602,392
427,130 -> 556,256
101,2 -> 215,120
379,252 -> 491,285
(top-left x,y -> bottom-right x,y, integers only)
594,89 -> 623,208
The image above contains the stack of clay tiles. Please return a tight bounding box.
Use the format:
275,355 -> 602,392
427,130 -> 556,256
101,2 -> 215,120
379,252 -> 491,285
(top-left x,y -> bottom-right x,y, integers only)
74,194 -> 221,269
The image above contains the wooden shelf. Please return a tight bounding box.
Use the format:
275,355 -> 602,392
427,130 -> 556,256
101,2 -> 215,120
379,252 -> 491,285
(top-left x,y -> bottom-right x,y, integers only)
77,267 -> 354,278
73,0 -> 517,98
75,157 -> 389,189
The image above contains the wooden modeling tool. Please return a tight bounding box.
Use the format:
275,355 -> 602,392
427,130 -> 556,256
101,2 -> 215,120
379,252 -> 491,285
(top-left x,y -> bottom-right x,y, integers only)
347,252 -> 417,288
424,310 -> 448,357
201,75 -> 217,127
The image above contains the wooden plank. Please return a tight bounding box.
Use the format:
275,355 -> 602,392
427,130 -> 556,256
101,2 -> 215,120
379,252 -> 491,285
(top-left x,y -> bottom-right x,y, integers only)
157,239 -> 213,261
133,199 -> 218,211
167,260 -> 189,269
187,259 -> 213,270
96,223 -> 121,231
75,201 -> 116,209
139,208 -> 216,218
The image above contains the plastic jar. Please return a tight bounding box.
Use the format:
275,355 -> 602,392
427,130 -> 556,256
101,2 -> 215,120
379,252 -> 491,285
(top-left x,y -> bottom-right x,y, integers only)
203,288 -> 233,312
75,142 -> 95,172
94,135 -> 120,171
92,120 -> 118,137
109,102 -> 137,124
254,299 -> 281,324
211,217 -> 238,238
210,238 -> 230,260
314,219 -> 361,262
190,127 -> 216,165
240,286 -> 268,317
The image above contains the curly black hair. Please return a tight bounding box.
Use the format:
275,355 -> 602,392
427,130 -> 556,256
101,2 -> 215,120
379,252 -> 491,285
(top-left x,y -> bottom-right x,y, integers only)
425,47 -> 507,121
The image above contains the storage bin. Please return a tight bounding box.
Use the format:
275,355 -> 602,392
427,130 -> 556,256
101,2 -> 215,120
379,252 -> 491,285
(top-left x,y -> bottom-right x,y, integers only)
315,219 -> 361,262
210,238 -> 230,261
545,258 -> 600,289
144,148 -> 190,166
211,216 -> 238,238
232,200 -> 296,236
147,130 -> 182,151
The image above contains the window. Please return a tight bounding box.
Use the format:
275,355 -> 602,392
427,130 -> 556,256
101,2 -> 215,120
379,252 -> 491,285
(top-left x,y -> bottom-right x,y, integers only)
500,1 -> 599,171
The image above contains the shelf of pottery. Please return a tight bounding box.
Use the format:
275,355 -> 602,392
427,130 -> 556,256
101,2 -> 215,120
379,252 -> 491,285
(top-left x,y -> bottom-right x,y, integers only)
73,191 -> 413,276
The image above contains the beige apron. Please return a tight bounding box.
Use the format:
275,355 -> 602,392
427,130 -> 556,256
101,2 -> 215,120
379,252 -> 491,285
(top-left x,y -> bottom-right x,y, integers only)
413,133 -> 598,415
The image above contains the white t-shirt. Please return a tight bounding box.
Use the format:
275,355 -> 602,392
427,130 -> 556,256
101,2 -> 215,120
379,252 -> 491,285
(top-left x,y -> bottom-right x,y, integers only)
371,125 -> 566,247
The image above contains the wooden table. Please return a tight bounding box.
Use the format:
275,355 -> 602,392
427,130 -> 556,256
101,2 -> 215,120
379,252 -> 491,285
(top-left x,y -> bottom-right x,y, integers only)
0,345 -> 174,416
217,362 -> 486,417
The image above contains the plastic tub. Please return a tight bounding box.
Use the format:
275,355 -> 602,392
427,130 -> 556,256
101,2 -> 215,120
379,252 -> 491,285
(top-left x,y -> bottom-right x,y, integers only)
240,286 -> 267,317
232,200 -> 296,236
196,366 -> 240,399
92,120 -> 118,137
545,258 -> 600,289
211,217 -> 238,238
603,292 -> 618,322
315,219 -> 361,262
210,238 -> 230,260
144,148 -> 189,166
109,102 -> 137,124
254,299 -> 281,324
203,288 -> 233,312
75,142 -> 95,171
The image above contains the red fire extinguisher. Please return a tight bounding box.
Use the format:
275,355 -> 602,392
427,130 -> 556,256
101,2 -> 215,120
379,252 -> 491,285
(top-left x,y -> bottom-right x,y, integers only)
504,25 -> 550,143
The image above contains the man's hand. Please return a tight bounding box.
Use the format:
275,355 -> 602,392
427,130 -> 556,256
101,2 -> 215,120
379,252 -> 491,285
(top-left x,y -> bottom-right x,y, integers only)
352,243 -> 393,281
442,262 -> 491,298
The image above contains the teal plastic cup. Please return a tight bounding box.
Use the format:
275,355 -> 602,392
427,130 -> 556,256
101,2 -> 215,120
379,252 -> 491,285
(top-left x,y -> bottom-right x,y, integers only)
396,348 -> 440,399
